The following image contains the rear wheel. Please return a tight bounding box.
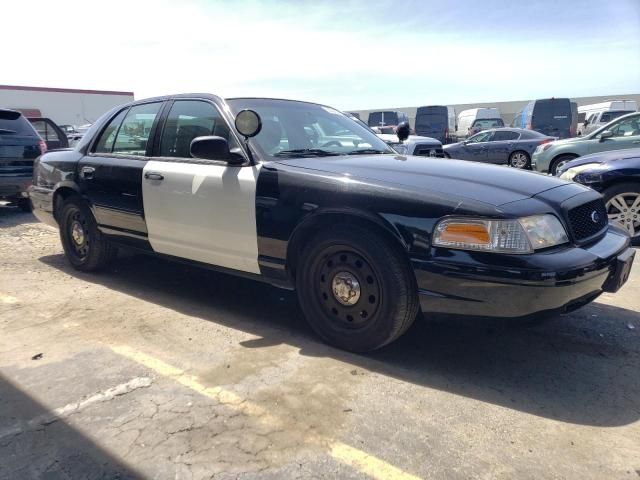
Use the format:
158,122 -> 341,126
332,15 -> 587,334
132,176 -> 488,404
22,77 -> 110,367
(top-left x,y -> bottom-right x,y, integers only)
59,196 -> 117,271
603,183 -> 640,244
295,224 -> 418,352
550,154 -> 578,175
508,151 -> 530,169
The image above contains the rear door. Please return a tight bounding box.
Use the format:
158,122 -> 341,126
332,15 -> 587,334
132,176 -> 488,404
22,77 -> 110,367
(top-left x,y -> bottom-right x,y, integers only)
0,110 -> 41,195
142,99 -> 261,273
486,130 -> 519,164
78,101 -> 164,243
531,99 -> 571,138
28,118 -> 69,150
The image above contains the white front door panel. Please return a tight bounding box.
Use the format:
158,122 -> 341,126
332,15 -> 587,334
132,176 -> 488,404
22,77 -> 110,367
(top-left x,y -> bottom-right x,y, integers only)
142,160 -> 262,274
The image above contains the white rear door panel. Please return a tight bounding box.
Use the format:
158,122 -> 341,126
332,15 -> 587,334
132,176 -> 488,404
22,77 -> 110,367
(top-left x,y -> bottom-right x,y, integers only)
142,160 -> 261,274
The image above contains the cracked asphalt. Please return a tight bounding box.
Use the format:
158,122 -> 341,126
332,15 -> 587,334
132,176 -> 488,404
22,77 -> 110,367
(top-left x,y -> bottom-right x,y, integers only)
1,204 -> 640,480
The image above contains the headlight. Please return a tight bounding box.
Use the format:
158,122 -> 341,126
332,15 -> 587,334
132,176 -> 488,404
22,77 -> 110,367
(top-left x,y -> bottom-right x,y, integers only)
558,163 -> 602,181
433,215 -> 568,254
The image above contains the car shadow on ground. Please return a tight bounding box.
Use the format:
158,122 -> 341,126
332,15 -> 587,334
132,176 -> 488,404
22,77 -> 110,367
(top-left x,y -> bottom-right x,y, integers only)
0,374 -> 140,479
39,251 -> 640,428
0,204 -> 38,227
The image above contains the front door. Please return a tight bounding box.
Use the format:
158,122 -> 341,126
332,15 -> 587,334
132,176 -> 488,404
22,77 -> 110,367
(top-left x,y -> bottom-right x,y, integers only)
78,101 -> 163,238
141,99 -> 261,274
460,130 -> 491,162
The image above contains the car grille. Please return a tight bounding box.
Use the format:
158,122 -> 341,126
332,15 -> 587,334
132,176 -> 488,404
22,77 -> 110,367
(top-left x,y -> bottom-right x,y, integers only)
414,145 -> 444,158
567,199 -> 608,242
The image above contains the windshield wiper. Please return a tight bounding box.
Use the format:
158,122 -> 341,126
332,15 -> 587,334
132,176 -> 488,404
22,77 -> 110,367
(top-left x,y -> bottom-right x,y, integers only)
274,149 -> 340,158
345,149 -> 389,155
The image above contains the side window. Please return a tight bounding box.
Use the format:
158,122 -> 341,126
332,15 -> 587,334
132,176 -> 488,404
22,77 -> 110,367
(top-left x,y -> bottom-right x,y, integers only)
159,100 -> 235,158
609,117 -> 640,137
94,109 -> 129,153
112,102 -> 162,155
586,113 -> 597,124
492,131 -> 519,141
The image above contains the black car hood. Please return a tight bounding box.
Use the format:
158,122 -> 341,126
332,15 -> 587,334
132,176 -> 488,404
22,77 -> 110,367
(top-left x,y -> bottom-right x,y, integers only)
561,148 -> 640,170
274,154 -> 573,207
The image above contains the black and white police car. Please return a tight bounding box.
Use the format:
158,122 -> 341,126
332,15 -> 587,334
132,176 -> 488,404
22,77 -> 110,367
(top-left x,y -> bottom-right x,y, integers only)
31,94 -> 634,352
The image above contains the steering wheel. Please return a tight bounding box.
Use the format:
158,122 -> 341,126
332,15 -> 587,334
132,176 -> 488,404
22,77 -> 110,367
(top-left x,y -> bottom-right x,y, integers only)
321,140 -> 342,148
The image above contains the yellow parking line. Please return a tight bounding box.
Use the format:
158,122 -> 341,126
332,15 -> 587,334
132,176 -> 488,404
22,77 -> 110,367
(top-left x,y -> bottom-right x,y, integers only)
111,345 -> 422,480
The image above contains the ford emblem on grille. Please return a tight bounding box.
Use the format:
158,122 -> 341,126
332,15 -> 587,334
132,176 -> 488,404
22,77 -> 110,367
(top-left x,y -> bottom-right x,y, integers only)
591,210 -> 600,223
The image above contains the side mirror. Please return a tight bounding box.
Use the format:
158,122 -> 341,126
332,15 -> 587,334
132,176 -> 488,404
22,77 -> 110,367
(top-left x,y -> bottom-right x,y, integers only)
190,136 -> 243,164
599,130 -> 614,141
396,121 -> 410,142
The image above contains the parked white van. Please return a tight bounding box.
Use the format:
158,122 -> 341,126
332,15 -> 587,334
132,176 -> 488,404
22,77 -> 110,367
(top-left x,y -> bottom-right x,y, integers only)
577,100 -> 638,136
455,108 -> 504,139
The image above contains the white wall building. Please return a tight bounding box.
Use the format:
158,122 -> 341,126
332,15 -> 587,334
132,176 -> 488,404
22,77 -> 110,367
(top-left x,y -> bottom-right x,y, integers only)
0,85 -> 135,127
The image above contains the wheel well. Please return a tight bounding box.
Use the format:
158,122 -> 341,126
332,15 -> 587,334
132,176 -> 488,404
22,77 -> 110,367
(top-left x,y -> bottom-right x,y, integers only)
550,153 -> 578,171
510,149 -> 530,157
52,187 -> 79,221
286,213 -> 410,282
600,178 -> 640,194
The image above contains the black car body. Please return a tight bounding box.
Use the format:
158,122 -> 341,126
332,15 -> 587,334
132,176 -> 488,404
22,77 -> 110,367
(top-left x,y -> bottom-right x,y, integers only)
512,98 -> 572,139
443,128 -> 555,168
557,148 -> 640,242
30,94 -> 635,352
0,109 -> 46,210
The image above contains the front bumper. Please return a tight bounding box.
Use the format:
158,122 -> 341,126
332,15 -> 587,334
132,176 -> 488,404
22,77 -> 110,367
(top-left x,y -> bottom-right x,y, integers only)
531,151 -> 551,173
413,227 -> 633,318
0,176 -> 31,199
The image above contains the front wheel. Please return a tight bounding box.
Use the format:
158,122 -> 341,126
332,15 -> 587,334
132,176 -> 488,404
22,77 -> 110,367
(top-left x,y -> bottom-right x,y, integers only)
296,225 -> 419,352
603,183 -> 640,244
508,151 -> 530,169
550,154 -> 578,175
59,196 -> 117,271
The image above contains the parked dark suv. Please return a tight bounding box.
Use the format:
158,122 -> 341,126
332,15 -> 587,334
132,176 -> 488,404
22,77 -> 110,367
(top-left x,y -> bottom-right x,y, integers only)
0,109 -> 46,211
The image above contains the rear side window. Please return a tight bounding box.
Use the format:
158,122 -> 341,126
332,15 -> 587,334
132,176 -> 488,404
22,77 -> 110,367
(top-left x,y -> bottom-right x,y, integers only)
94,109 -> 129,153
0,110 -> 37,136
492,131 -> 519,141
159,100 -> 235,158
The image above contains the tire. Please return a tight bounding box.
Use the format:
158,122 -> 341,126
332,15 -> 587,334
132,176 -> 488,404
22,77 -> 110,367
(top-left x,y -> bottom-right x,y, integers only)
295,224 -> 419,352
508,150 -> 530,169
550,154 -> 578,175
602,182 -> 640,244
58,195 -> 117,271
17,198 -> 32,212
443,152 -> 451,159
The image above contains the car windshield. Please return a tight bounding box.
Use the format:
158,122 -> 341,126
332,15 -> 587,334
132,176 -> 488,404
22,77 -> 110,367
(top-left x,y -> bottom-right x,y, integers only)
225,99 -> 395,160
472,119 -> 504,129
0,110 -> 37,136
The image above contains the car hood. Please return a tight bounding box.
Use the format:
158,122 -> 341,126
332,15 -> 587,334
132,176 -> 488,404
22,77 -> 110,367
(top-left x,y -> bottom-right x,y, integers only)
274,154 -> 573,207
560,148 -> 640,170
547,136 -> 586,148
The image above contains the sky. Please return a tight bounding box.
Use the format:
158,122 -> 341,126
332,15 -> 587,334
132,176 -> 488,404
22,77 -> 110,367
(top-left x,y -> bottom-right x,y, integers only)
4,0 -> 640,110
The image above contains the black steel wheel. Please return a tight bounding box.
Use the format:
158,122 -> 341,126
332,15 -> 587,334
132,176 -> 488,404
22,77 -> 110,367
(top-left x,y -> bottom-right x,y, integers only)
59,196 -> 116,271
296,224 -> 418,352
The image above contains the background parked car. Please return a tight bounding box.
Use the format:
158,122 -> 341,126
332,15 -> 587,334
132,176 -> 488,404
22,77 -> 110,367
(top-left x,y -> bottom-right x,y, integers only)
443,127 -> 555,168
511,98 -> 572,139
27,117 -> 69,150
455,108 -> 503,139
0,108 -> 46,211
557,148 -> 640,243
414,105 -> 456,144
367,110 -> 409,130
532,112 -> 640,174
577,100 -> 638,136
377,133 -> 444,157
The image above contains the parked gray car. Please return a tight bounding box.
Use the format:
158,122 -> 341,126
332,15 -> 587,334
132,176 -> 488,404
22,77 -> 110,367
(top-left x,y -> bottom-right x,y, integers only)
443,128 -> 555,168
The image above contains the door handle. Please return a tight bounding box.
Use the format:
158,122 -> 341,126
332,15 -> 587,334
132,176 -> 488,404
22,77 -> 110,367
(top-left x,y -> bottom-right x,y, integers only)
80,166 -> 95,179
144,172 -> 164,181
